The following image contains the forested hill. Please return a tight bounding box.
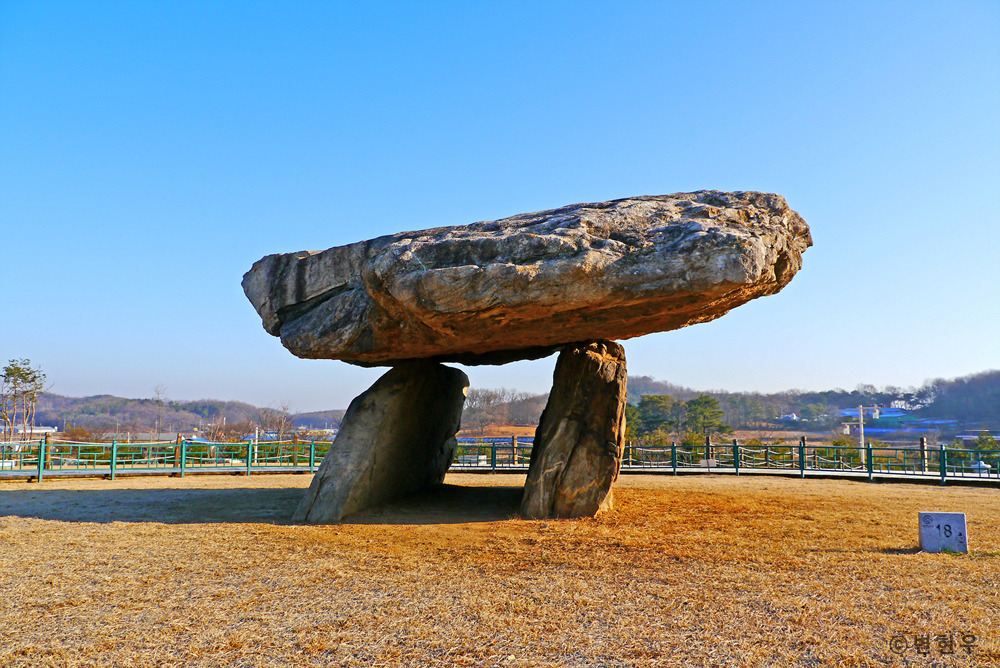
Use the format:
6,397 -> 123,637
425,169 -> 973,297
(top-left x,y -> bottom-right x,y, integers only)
916,370 -> 1000,421
627,370 -> 1000,425
34,394 -> 344,433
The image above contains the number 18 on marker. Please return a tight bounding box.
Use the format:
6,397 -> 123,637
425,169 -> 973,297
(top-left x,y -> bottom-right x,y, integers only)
919,512 -> 968,553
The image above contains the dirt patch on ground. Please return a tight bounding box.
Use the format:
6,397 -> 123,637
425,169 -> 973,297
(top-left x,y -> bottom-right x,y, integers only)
1,472 -> 998,666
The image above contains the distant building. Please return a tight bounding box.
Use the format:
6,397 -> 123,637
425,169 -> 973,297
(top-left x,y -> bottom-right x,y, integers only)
4,425 -> 58,436
116,432 -> 184,442
837,407 -> 909,420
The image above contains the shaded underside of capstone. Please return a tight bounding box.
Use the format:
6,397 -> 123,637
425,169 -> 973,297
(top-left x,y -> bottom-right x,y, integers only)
243,190 -> 811,367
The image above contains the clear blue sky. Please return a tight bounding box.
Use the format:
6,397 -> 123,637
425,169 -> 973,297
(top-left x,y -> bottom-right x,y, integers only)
2,1 -> 998,412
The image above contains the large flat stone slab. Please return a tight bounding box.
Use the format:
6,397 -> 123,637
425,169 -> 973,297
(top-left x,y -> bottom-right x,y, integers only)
243,191 -> 811,366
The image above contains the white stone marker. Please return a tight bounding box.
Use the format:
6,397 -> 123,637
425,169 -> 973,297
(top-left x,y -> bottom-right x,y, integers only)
919,512 -> 968,553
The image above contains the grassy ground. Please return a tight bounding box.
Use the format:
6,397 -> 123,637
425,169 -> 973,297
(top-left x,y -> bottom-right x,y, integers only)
1,472 -> 998,667
458,425 -> 538,438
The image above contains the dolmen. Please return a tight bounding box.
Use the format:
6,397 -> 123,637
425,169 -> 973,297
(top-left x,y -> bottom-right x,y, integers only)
242,191 -> 811,522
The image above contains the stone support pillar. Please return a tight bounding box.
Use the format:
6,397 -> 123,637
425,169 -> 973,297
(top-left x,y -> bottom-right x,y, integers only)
521,340 -> 627,519
294,361 -> 469,524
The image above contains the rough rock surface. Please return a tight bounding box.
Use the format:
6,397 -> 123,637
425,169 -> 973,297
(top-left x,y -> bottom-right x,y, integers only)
521,341 -> 627,519
243,191 -> 811,367
293,361 -> 468,524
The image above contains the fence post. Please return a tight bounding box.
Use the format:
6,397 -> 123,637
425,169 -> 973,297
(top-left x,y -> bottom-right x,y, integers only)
919,436 -> 927,473
799,437 -> 806,478
866,440 -> 874,482
246,440 -> 252,476
309,441 -> 316,473
733,438 -> 740,475
765,446 -> 771,468
512,435 -> 518,466
36,439 -> 45,483
939,444 -> 947,485
110,440 -> 117,480
491,438 -> 496,473
180,439 -> 187,477
671,441 -> 677,475
171,434 -> 180,469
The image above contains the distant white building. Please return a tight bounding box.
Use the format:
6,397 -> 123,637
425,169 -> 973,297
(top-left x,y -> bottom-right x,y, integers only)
5,425 -> 58,436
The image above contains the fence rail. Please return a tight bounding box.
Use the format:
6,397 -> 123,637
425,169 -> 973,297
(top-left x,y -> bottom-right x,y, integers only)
0,439 -> 331,481
620,437 -> 1000,484
1,437 -> 998,485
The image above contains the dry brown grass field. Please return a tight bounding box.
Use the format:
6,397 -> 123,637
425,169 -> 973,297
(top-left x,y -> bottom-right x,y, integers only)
458,425 -> 538,438
1,472 -> 998,667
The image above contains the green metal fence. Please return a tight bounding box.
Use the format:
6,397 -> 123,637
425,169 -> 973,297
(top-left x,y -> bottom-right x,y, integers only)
1,437 -> 998,485
622,437 -> 1000,484
0,439 -> 331,481
452,437 -> 533,472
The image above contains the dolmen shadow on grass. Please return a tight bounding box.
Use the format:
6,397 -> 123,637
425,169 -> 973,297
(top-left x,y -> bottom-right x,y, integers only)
243,191 -> 811,522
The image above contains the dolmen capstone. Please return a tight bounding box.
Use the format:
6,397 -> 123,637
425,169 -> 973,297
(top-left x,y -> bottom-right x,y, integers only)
243,191 -> 811,522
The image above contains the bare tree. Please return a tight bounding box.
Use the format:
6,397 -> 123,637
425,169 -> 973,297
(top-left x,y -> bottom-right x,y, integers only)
204,419 -> 255,443
257,402 -> 293,441
153,384 -> 167,441
0,369 -> 13,441
2,359 -> 46,441
462,388 -> 546,437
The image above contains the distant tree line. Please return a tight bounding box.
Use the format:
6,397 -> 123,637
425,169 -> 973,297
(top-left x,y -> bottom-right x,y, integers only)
628,370 -> 1000,428
20,365 -> 1000,442
38,393 -> 272,435
460,388 -> 548,436
916,371 -> 1000,422
436,369 -> 1000,439
35,391 -> 344,442
963,431 -> 998,451
629,375 -> 850,429
626,394 -> 731,446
